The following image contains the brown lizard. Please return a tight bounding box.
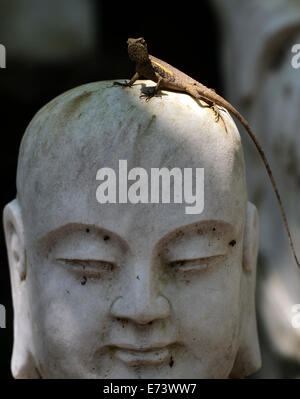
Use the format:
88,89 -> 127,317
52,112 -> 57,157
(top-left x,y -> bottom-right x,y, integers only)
114,37 -> 299,268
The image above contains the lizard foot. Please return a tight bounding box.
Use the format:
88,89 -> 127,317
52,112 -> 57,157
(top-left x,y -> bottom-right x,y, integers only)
212,106 -> 220,122
139,87 -> 161,102
113,81 -> 132,88
212,106 -> 228,134
200,100 -> 228,133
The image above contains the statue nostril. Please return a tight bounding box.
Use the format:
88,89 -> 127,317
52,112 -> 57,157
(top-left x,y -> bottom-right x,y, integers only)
110,292 -> 171,325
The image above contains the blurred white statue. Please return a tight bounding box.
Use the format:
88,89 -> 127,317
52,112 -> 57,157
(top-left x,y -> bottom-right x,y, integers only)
212,0 -> 300,377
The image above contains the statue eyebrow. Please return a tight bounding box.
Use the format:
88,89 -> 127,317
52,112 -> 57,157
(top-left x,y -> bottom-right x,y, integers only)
156,220 -> 237,249
37,223 -> 129,251
37,221 -> 236,256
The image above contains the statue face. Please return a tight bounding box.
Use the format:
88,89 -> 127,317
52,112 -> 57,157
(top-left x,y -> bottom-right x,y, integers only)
30,204 -> 242,378
4,82 -> 260,378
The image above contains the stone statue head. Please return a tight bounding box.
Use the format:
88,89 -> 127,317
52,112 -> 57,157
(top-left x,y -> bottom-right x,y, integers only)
3,80 -> 261,378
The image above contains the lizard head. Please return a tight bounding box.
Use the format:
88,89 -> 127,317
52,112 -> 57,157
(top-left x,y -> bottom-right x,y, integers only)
127,37 -> 148,63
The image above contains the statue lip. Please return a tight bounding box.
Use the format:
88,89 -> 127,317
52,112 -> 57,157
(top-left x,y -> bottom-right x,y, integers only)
114,342 -> 172,351
113,344 -> 173,366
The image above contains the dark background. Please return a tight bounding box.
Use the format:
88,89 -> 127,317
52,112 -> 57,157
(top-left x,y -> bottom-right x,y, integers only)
0,1 -> 220,378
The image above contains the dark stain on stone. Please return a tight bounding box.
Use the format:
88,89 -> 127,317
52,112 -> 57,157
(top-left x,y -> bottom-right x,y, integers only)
229,240 -> 236,247
81,276 -> 87,285
146,114 -> 156,131
169,356 -> 174,367
63,91 -> 92,119
103,235 -> 110,241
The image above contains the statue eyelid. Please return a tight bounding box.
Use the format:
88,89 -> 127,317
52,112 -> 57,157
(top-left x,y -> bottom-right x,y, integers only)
168,254 -> 227,273
56,258 -> 115,276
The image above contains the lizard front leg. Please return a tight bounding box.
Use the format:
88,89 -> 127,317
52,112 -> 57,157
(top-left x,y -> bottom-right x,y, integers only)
113,72 -> 140,88
140,77 -> 163,101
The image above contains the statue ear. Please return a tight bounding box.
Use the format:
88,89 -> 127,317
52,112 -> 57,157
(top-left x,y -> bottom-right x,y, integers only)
3,199 -> 40,378
230,202 -> 261,378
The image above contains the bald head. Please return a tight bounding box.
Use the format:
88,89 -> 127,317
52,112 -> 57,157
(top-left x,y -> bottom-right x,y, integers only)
16,80 -> 247,240
5,80 -> 261,379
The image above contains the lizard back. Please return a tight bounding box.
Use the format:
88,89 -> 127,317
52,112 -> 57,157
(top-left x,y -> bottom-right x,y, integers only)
149,55 -> 197,91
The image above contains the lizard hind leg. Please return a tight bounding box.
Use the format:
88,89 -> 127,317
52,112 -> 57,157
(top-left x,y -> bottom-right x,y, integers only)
197,95 -> 228,134
184,86 -> 229,133
211,105 -> 228,134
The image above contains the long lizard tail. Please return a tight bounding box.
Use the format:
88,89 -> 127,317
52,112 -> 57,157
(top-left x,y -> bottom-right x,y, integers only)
206,92 -> 300,268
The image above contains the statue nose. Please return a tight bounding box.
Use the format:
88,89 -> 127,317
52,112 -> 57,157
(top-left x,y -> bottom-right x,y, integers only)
110,270 -> 170,325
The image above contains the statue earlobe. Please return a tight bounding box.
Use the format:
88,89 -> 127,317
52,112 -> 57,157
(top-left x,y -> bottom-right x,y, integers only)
230,202 -> 261,378
3,199 -> 26,281
3,199 -> 40,378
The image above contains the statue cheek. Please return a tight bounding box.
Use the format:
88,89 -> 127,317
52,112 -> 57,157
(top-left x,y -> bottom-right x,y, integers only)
173,272 -> 241,350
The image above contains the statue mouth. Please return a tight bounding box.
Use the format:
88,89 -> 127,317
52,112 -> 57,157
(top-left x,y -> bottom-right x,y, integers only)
113,345 -> 172,366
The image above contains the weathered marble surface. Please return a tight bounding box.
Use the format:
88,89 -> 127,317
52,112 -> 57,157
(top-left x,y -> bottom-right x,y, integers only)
3,80 -> 261,378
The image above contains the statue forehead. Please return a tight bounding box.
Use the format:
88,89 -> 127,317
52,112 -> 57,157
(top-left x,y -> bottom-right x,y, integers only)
17,81 -> 247,243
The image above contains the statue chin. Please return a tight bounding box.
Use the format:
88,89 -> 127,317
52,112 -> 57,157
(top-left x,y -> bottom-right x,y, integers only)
3,80 -> 261,379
